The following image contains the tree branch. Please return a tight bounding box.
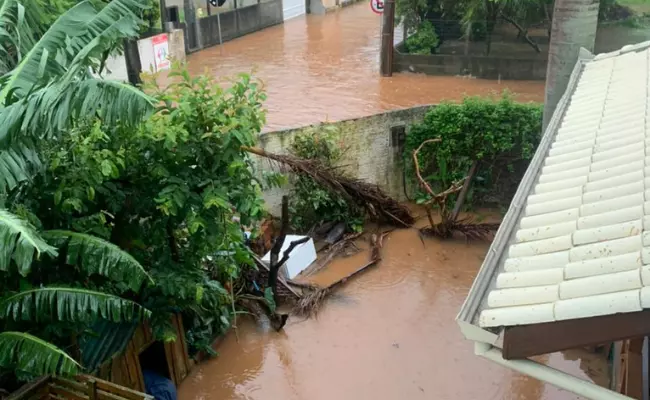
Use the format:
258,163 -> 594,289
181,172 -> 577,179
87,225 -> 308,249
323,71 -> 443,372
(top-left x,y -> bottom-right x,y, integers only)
268,196 -> 291,302
412,138 -> 441,198
166,221 -> 180,262
500,12 -> 541,53
276,237 -> 310,270
450,160 -> 479,221
412,138 -> 466,224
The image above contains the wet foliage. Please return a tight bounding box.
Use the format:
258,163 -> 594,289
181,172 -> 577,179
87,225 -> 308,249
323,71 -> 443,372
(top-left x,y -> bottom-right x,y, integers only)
406,93 -> 542,211
288,127 -> 365,233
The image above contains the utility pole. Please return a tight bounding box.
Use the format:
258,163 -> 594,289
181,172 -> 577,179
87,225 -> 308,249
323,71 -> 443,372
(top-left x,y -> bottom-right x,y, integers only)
543,0 -> 599,129
380,0 -> 395,77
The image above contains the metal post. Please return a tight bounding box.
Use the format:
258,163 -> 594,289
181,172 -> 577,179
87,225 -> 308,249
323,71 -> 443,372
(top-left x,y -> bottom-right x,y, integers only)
641,336 -> 650,400
380,0 -> 395,77
217,11 -> 223,46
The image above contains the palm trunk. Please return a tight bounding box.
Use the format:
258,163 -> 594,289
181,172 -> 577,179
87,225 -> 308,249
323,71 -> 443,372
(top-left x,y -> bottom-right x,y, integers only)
543,0 -> 600,129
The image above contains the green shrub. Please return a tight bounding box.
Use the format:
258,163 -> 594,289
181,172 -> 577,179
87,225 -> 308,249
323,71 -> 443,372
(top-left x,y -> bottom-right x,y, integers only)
405,93 -> 542,209
288,127 -> 364,233
406,21 -> 440,55
15,63 -> 268,357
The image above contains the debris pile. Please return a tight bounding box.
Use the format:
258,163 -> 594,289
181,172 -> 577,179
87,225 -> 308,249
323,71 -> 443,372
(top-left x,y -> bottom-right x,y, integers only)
243,146 -> 415,227
292,230 -> 389,318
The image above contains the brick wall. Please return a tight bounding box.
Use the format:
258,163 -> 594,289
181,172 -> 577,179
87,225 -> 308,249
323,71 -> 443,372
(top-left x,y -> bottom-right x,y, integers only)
255,105 -> 433,215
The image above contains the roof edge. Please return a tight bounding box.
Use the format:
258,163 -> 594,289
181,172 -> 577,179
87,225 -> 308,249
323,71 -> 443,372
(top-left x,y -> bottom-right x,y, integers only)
475,342 -> 631,400
592,40 -> 650,61
456,56 -> 587,326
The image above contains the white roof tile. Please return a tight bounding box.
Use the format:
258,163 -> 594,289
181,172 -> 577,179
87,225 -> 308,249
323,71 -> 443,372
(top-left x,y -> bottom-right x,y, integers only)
496,269 -> 565,289
478,43 -> 650,328
564,251 -> 642,279
488,285 -> 560,308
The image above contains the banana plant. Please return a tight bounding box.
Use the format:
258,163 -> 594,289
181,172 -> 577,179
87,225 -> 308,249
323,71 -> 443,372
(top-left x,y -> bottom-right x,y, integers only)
0,209 -> 154,376
0,0 -> 156,194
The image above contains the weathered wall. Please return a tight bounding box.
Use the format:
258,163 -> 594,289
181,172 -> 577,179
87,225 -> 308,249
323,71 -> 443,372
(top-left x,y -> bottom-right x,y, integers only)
309,0 -> 361,14
393,47 -> 547,80
256,105 -> 433,214
101,29 -> 186,82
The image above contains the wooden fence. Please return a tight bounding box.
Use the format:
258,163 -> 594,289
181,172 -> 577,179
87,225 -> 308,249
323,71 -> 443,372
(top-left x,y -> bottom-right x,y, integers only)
8,376 -> 153,400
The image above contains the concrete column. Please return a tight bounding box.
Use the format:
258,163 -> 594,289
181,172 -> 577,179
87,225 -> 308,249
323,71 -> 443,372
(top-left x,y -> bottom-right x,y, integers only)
543,0 -> 599,129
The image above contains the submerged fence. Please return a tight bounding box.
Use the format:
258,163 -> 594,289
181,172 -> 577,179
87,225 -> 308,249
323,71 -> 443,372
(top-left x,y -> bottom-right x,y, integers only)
165,0 -> 284,53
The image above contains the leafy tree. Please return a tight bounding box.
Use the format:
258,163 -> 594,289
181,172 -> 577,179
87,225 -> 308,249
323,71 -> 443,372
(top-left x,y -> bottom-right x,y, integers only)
119,67 -> 268,347
14,62 -> 270,355
406,94 -> 542,209
1,0 -> 270,379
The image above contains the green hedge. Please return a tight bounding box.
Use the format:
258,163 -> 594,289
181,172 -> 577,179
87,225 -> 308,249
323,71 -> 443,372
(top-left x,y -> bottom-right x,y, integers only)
405,94 -> 543,208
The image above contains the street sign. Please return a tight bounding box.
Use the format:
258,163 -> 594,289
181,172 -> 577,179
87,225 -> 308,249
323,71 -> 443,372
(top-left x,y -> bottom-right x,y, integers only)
370,0 -> 383,14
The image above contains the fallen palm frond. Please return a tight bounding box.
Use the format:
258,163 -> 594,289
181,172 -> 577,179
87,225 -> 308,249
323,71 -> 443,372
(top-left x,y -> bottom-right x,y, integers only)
421,218 -> 500,241
292,230 -> 389,317
293,287 -> 330,318
243,146 -> 415,228
412,139 -> 499,240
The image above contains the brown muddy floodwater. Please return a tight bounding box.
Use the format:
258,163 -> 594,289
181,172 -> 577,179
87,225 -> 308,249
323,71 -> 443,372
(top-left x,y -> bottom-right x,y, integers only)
186,2 -> 544,131
179,5 -> 596,399
179,220 -> 608,400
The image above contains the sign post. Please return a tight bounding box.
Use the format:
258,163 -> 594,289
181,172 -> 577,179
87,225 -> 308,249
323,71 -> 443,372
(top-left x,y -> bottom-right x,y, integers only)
370,0 -> 383,14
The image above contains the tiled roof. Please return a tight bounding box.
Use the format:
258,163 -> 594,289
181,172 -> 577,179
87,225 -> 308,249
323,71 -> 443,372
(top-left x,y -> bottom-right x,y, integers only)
479,42 -> 650,328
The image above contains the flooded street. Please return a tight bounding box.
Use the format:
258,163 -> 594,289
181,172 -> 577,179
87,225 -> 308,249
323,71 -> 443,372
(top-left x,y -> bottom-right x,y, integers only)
186,2 -> 544,130
178,4 -> 600,399
179,224 -> 608,400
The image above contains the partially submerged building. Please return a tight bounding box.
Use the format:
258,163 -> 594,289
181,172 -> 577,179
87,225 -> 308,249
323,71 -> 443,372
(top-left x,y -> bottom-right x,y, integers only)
457,41 -> 650,400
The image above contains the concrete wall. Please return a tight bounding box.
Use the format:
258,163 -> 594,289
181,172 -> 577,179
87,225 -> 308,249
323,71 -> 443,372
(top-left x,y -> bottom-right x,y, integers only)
101,29 -> 186,81
256,106 -> 433,214
393,47 -> 547,80
195,0 -> 283,49
309,0 -> 361,15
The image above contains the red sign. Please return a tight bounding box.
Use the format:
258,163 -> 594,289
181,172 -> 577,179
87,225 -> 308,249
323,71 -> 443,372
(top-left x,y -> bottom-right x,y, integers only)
370,0 -> 383,14
152,34 -> 170,71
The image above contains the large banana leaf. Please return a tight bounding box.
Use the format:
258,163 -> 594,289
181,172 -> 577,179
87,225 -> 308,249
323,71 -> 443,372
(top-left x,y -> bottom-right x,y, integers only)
0,287 -> 151,323
0,76 -> 154,154
0,208 -> 57,276
0,0 -> 146,102
0,0 -> 155,194
0,331 -> 80,376
0,138 -> 40,193
0,0 -> 45,75
44,230 -> 153,292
